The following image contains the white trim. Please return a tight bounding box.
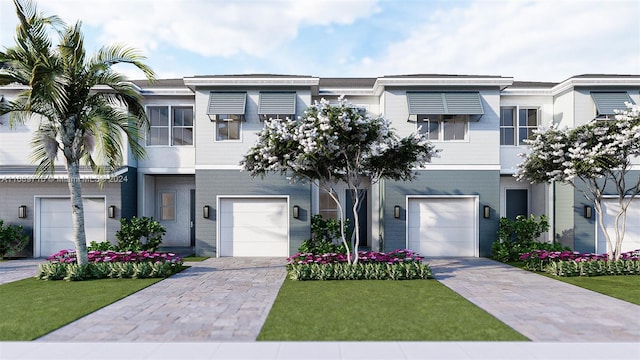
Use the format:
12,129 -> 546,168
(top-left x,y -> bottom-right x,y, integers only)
137,167 -> 196,174
34,195 -> 107,258
415,164 -> 501,171
184,77 -> 319,88
194,165 -> 241,170
216,195 -> 290,257
551,77 -> 640,95
0,167 -> 129,180
405,195 -> 480,257
373,77 -> 513,95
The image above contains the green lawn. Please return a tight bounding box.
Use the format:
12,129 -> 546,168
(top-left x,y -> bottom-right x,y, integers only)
182,255 -> 209,262
543,274 -> 640,305
0,277 -> 162,341
506,261 -> 640,305
258,278 -> 528,341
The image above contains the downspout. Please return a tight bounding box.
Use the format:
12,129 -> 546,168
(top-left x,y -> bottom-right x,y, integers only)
552,180 -> 556,244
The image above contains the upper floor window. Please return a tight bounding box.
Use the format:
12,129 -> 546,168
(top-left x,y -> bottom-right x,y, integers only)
211,114 -> 242,141
147,106 -> 193,146
417,114 -> 469,141
500,107 -> 539,146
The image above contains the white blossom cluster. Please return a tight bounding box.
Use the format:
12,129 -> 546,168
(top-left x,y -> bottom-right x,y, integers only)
516,103 -> 640,184
241,97 -> 439,184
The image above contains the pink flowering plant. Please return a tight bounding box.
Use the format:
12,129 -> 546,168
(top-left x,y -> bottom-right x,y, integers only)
519,249 -> 640,276
286,249 -> 432,280
37,249 -> 184,281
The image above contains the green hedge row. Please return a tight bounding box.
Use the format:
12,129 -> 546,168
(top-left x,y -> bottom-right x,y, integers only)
545,260 -> 640,277
287,262 -> 432,281
36,261 -> 184,281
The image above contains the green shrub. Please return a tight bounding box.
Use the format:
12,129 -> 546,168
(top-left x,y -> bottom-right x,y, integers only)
287,262 -> 432,281
298,214 -> 349,254
115,216 -> 166,252
36,261 -> 183,281
545,260 -> 640,277
491,214 -> 565,262
88,240 -> 117,251
0,220 -> 29,259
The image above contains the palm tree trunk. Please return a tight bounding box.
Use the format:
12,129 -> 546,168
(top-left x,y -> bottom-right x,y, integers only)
66,161 -> 88,265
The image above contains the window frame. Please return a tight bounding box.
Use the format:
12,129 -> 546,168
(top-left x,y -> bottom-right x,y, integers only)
158,190 -> 176,222
212,114 -> 243,142
416,114 -> 469,142
145,105 -> 194,147
500,106 -> 540,146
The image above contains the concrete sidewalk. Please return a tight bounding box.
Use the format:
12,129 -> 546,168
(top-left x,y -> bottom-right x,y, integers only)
429,258 -> 640,342
0,258 -> 44,285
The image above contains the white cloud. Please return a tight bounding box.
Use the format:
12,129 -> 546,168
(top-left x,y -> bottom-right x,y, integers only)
7,0 -> 379,58
348,0 -> 640,81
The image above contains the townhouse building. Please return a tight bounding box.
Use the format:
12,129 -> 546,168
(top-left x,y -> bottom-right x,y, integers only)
1,74 -> 638,258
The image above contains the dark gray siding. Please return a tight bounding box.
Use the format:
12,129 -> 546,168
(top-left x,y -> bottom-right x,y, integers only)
195,169 -> 311,257
382,170 -> 500,257
571,170 -> 640,253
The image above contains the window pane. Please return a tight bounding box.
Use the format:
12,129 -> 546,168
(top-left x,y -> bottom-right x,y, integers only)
526,109 -> 538,126
228,120 -> 240,140
443,120 -> 466,141
519,128 -> 535,143
149,128 -> 169,145
160,192 -> 175,221
501,108 -> 514,126
501,128 -> 515,145
149,107 -> 168,126
216,122 -> 228,141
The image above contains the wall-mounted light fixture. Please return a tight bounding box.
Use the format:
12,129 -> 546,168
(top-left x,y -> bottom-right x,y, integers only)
203,205 -> 210,219
483,205 -> 491,219
18,205 -> 27,219
394,205 -> 401,219
108,205 -> 116,218
584,205 -> 592,219
292,205 -> 300,219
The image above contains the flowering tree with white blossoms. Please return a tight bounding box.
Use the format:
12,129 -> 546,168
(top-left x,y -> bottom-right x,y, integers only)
241,97 -> 439,264
516,103 -> 640,260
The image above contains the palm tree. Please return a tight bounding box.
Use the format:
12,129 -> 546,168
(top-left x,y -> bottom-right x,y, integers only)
0,0 -> 155,265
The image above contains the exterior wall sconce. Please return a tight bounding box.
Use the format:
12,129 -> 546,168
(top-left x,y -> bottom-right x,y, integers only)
203,205 -> 210,219
394,205 -> 401,219
584,205 -> 592,219
292,205 -> 300,219
18,205 -> 27,219
108,205 -> 116,218
483,205 -> 491,219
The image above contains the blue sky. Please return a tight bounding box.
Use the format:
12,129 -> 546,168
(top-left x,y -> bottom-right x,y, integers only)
1,0 -> 638,82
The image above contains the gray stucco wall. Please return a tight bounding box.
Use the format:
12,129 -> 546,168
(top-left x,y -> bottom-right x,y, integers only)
195,169 -> 311,257
0,179 -> 123,257
382,170 -> 500,257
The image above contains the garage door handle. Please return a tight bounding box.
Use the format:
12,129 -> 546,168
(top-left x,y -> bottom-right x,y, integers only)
190,221 -> 194,228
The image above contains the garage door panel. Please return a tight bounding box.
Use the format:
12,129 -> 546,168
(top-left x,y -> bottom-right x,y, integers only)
407,197 -> 477,257
219,197 -> 289,257
599,199 -> 640,254
39,197 -> 105,257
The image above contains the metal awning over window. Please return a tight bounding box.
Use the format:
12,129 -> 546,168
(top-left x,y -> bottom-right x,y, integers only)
407,92 -> 484,121
591,92 -> 632,118
207,92 -> 247,119
258,92 -> 296,120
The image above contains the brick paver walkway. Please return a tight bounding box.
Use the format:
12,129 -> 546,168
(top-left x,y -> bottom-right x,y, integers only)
429,258 -> 640,342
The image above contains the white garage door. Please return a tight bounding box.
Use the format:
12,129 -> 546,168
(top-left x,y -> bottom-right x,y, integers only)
218,197 -> 289,257
407,197 -> 478,257
597,198 -> 640,254
39,197 -> 106,257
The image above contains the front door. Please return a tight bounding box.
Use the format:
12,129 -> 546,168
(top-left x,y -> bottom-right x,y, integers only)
506,189 -> 528,220
346,189 -> 368,248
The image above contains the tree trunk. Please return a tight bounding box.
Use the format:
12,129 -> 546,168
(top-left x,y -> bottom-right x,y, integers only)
66,161 -> 88,265
351,188 -> 361,265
